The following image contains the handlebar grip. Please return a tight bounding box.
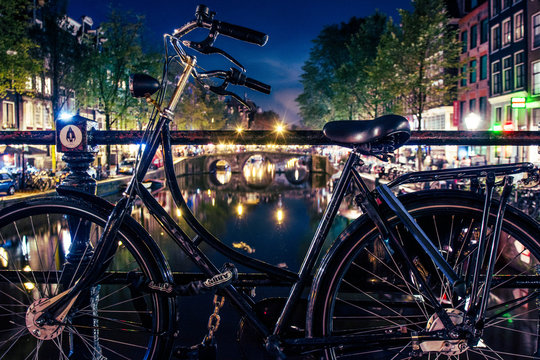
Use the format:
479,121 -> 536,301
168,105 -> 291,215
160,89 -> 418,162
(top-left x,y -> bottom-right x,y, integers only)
245,77 -> 271,94
214,20 -> 268,46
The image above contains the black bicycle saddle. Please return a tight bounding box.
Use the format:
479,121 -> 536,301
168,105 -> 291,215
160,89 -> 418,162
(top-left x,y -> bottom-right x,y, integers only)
323,114 -> 411,153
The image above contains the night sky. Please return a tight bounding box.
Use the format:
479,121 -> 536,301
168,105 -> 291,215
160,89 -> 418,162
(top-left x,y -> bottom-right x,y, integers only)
68,0 -> 412,125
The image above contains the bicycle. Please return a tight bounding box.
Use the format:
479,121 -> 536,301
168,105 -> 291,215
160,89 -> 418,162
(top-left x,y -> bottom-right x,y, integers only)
1,5 -> 540,359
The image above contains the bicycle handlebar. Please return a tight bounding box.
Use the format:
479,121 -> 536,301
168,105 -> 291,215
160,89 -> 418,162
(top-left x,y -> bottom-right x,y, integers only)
212,20 -> 268,46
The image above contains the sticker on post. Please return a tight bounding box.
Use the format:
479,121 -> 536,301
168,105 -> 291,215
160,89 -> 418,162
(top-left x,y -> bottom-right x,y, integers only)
59,125 -> 83,149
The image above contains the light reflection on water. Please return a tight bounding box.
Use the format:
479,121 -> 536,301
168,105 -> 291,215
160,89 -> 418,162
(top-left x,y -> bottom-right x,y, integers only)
127,171 -> 348,273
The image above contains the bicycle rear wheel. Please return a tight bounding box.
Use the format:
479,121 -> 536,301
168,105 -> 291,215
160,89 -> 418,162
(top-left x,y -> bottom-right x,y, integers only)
308,190 -> 540,359
0,197 -> 174,360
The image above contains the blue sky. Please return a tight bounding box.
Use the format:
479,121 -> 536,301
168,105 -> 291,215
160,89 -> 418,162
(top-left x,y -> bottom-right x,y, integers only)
68,0 -> 412,125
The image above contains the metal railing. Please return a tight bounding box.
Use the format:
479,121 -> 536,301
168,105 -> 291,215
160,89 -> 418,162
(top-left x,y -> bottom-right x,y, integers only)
0,129 -> 539,146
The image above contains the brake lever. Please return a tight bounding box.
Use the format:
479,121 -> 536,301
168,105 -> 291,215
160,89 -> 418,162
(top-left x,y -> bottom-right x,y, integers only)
183,39 -> 245,71
209,82 -> 255,112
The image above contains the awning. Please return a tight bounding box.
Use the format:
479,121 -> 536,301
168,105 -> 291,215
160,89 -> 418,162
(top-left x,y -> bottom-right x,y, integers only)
0,145 -> 47,155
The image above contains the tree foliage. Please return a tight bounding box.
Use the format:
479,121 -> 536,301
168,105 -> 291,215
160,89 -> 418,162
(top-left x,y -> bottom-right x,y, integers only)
296,17 -> 365,128
0,0 -> 41,97
384,0 -> 461,130
297,0 -> 460,130
78,10 -> 156,131
29,0 -> 88,117
175,83 -> 227,130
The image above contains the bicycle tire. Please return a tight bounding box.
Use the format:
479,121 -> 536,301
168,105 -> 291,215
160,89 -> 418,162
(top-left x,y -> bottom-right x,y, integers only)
307,190 -> 540,359
0,197 -> 175,360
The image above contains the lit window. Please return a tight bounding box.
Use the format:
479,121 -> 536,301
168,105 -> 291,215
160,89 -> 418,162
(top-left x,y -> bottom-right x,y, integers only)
502,18 -> 511,46
2,102 -> 15,129
24,102 -> 33,129
534,13 -> 540,48
514,12 -> 523,41
44,77 -> 51,95
533,61 -> 540,95
34,103 -> 42,128
25,77 -> 32,91
35,76 -> 42,93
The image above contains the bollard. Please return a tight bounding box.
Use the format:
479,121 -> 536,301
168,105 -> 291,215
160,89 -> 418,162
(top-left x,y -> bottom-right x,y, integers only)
56,114 -> 101,359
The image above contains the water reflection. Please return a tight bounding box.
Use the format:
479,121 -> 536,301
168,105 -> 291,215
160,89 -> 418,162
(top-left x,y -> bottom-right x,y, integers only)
128,172 -> 346,272
242,154 -> 275,188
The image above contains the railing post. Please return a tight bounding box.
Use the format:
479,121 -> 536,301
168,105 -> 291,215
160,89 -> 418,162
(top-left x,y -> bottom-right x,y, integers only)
55,114 -> 101,359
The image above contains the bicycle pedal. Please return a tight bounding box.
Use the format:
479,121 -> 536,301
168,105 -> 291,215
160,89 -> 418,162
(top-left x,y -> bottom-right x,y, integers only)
174,342 -> 217,360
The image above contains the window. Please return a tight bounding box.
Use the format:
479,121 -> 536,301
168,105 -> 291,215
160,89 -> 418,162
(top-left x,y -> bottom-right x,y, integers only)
461,65 -> 467,87
460,101 -> 466,122
492,61 -> 501,94
503,0 -> 511,9
534,13 -> 540,48
24,102 -> 33,129
44,106 -> 51,129
35,76 -> 42,93
491,25 -> 501,52
25,77 -> 32,91
44,77 -> 51,96
2,102 -> 15,129
480,55 -> 488,80
470,24 -> 477,49
515,51 -> 525,88
479,96 -> 487,116
481,18 -> 489,43
492,0 -> 500,16
514,11 -> 523,41
533,61 -> 540,95
503,56 -> 513,91
469,98 -> 477,113
495,107 -> 502,123
470,59 -> 477,83
461,31 -> 468,53
34,103 -> 42,128
502,18 -> 511,46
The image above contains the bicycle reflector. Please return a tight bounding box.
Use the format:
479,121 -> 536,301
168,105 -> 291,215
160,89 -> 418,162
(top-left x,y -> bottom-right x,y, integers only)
129,73 -> 160,98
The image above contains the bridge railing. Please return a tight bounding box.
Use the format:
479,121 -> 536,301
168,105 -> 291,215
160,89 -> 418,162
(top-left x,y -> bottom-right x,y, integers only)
1,129 -> 540,146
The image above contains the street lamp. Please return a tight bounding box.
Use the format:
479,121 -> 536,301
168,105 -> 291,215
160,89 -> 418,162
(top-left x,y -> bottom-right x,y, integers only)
464,112 -> 481,130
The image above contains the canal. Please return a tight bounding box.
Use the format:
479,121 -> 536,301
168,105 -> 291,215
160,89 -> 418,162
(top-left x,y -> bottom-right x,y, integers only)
121,158 -> 350,358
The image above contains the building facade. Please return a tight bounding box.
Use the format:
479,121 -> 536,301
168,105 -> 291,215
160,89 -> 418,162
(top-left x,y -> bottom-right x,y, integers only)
458,1 -> 490,130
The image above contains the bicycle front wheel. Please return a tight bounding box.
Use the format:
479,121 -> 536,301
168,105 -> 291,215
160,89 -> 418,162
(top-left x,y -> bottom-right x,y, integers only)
0,197 -> 174,360
308,190 -> 540,359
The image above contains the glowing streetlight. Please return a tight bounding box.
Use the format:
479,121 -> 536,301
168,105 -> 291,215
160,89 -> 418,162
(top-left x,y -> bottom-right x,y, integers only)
464,113 -> 481,130
236,126 -> 243,134
275,123 -> 285,134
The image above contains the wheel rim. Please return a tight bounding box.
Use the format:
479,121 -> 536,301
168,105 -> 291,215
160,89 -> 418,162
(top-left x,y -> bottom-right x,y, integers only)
318,202 -> 540,359
0,203 -> 168,359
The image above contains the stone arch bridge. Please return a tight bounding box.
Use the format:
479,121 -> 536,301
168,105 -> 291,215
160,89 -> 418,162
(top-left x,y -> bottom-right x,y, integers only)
176,151 -> 333,175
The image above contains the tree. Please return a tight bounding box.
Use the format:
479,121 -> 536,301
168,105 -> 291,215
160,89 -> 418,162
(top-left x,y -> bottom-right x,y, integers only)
29,0 -> 88,118
251,110 -> 280,130
296,17 -> 364,128
382,0 -> 461,131
0,0 -> 41,97
333,12 -> 392,120
175,83 -> 227,130
378,0 -> 461,169
78,10 -> 157,163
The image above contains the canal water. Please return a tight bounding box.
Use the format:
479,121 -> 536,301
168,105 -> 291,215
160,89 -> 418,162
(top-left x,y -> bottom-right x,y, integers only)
114,160 -> 350,358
